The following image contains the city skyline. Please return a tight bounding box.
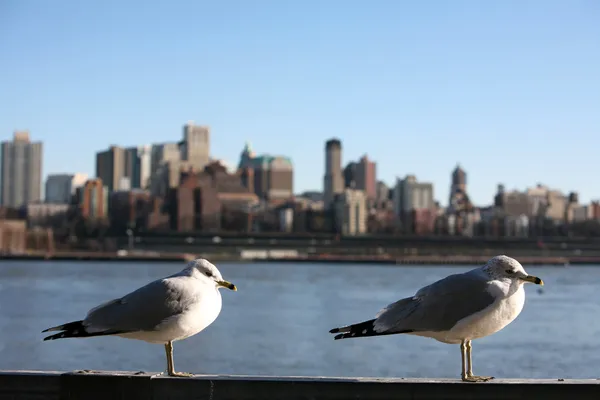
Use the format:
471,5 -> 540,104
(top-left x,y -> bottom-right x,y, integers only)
1,1 -> 599,204
0,127 -> 595,210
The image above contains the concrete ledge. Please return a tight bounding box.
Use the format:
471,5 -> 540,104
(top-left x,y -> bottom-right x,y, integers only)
0,370 -> 599,400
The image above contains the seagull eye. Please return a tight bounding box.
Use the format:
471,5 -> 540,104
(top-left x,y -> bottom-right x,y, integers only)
205,271 -> 213,277
505,269 -> 515,274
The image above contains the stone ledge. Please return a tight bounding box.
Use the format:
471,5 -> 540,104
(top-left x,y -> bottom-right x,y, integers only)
0,370 -> 599,400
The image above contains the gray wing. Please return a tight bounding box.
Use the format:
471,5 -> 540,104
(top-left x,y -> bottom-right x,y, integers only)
82,278 -> 191,333
373,270 -> 496,334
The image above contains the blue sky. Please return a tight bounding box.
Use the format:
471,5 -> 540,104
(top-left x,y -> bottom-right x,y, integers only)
1,0 -> 599,206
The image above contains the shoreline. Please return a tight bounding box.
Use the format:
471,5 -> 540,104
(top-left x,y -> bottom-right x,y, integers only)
0,251 -> 594,265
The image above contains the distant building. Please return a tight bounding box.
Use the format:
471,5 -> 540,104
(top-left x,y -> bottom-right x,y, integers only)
148,121 -> 212,197
124,145 -> 152,189
45,173 -> 88,204
149,142 -> 181,196
393,175 -> 435,215
150,142 -> 180,176
375,181 -> 390,207
25,203 -> 69,228
97,145 -> 152,192
334,188 -> 367,235
96,146 -> 126,192
525,184 -> 570,221
238,142 -> 294,202
180,121 -> 210,170
591,201 -> 600,220
450,164 -> 466,195
75,179 -> 109,219
571,204 -> 593,222
343,162 -> 357,188
0,131 -> 43,207
448,164 -> 471,213
279,208 -> 294,233
393,175 -> 435,233
159,162 -> 259,232
297,191 -> 323,203
354,155 -> 377,200
494,185 -> 532,216
0,219 -> 27,254
109,189 -> 152,233
323,138 -> 343,208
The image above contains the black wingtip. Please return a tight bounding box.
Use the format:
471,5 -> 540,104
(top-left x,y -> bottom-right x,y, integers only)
42,332 -> 65,341
329,328 -> 340,334
334,334 -> 344,340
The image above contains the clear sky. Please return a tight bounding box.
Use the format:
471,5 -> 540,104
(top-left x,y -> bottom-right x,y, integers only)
1,0 -> 599,206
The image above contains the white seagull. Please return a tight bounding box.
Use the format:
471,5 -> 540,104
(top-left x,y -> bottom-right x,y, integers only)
42,258 -> 237,377
329,255 -> 543,382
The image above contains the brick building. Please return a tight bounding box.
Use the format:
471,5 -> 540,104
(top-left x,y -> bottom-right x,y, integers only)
161,162 -> 258,232
238,142 -> 293,202
76,179 -> 109,219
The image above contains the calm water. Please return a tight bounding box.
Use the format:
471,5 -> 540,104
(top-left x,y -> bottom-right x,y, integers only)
0,261 -> 598,379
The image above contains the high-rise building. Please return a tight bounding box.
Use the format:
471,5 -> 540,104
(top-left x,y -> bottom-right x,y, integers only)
0,131 -> 43,207
343,162 -> 357,188
448,164 -> 469,213
237,142 -> 293,201
354,155 -> 377,200
451,164 -> 466,194
150,142 -> 180,176
181,121 -> 210,171
148,142 -> 181,196
75,179 -> 109,219
323,138 -> 343,208
375,181 -> 389,203
334,188 -> 367,235
148,121 -> 211,196
45,173 -> 88,203
97,145 -> 152,192
96,146 -> 126,192
124,145 -> 151,189
393,175 -> 436,234
393,175 -> 435,215
138,145 -> 151,189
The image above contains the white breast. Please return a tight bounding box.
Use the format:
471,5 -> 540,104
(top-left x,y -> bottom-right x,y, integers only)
120,287 -> 223,344
444,285 -> 525,343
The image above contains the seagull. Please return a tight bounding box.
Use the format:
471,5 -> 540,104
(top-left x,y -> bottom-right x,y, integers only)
329,255 -> 543,382
42,258 -> 237,377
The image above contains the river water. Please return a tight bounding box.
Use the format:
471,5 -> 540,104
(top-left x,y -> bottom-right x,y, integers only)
0,260 -> 598,379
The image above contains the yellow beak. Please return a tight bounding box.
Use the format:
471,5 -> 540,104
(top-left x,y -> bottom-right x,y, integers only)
217,280 -> 237,291
521,275 -> 544,285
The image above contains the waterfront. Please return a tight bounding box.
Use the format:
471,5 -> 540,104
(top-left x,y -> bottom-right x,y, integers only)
0,261 -> 598,379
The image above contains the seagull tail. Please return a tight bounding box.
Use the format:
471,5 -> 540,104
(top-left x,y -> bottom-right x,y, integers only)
329,319 -> 380,340
329,319 -> 411,340
42,320 -> 124,341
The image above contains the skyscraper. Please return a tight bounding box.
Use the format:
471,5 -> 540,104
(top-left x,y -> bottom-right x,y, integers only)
124,145 -> 152,189
97,145 -> 152,192
95,146 -> 126,192
0,131 -> 43,207
354,155 -> 377,200
237,142 -> 294,201
323,138 -> 343,208
181,121 -> 210,171
45,173 -> 88,203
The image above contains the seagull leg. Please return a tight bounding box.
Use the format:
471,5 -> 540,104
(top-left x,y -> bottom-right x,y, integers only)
460,340 -> 468,381
463,340 -> 494,382
165,341 -> 194,377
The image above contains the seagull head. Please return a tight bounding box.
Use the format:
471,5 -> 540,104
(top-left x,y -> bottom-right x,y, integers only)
484,255 -> 544,286
188,258 -> 237,291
